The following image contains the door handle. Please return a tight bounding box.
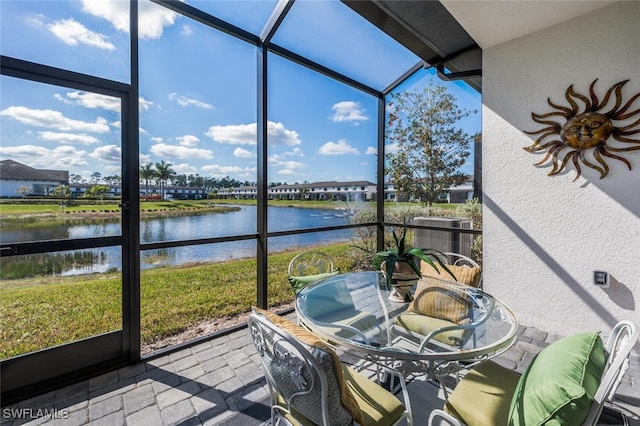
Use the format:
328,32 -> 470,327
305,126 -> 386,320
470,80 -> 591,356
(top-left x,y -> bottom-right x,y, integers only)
0,246 -> 18,256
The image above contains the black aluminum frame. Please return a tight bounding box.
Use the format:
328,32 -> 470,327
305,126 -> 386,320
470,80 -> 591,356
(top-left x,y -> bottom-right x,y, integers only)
0,0 -> 480,403
0,57 -> 133,401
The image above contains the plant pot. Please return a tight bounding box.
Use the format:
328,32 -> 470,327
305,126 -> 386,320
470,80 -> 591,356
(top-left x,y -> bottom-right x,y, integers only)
380,260 -> 419,303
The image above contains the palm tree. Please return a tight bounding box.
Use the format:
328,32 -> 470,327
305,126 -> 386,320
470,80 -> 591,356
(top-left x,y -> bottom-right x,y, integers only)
154,160 -> 175,200
140,163 -> 156,201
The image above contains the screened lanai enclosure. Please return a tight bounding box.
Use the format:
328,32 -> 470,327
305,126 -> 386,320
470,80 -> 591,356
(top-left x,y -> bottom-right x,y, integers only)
0,0 -> 482,402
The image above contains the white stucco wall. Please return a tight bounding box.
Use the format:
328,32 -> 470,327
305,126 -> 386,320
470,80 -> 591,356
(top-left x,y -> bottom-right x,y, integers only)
482,2 -> 640,335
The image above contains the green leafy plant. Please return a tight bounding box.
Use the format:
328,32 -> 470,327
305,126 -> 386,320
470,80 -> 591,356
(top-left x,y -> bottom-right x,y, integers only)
357,220 -> 455,289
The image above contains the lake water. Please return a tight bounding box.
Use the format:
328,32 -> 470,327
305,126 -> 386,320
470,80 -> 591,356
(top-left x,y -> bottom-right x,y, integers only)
2,205 -> 358,276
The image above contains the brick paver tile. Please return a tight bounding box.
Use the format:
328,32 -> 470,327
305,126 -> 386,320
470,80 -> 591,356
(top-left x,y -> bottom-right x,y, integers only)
126,404 -> 163,426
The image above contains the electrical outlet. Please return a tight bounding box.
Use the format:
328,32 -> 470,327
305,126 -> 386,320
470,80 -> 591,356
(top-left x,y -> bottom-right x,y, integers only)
593,270 -> 610,288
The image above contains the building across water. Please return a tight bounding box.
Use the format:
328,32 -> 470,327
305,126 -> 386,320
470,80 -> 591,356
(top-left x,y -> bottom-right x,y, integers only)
0,159 -> 474,203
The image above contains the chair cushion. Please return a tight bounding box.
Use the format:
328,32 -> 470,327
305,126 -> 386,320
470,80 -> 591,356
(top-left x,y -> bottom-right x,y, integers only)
407,278 -> 471,324
421,262 -> 482,287
252,308 -> 364,425
508,331 -> 606,426
287,269 -> 340,294
394,313 -> 467,346
341,365 -> 406,426
445,360 -> 521,426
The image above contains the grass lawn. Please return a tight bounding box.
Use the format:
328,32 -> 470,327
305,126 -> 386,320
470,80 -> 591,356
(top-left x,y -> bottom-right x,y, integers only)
0,199 -> 238,217
0,244 -> 353,359
0,199 -> 469,358
0,198 -> 459,217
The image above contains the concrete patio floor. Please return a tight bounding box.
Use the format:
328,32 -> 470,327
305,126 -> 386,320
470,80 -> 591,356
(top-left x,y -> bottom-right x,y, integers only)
1,313 -> 638,426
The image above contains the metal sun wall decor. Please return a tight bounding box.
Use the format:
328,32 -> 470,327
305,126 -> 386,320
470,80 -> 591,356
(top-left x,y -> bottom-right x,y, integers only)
523,79 -> 640,181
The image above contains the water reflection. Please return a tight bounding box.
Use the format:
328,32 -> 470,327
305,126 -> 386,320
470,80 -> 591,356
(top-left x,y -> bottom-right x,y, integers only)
1,206 -> 357,277
142,247 -> 176,267
1,205 -> 354,244
0,250 -> 116,279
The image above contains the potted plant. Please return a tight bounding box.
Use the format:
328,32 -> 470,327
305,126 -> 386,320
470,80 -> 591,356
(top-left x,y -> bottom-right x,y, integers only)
372,220 -> 455,302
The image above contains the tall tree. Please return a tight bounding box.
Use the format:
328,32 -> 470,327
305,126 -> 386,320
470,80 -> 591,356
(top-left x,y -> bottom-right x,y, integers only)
90,172 -> 102,184
203,176 -> 218,191
70,173 -> 84,184
140,163 -> 156,200
103,175 -> 121,186
173,174 -> 188,187
154,160 -> 175,200
386,82 -> 476,207
194,175 -> 204,188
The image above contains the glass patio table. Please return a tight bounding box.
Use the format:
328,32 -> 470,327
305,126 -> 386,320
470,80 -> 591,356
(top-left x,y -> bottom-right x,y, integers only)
295,271 -> 518,380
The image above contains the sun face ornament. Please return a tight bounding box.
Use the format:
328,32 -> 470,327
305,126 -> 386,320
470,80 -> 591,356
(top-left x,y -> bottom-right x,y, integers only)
524,79 -> 640,181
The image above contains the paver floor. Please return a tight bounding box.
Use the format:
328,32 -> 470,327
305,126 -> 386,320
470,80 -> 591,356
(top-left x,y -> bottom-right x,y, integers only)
2,316 -> 638,426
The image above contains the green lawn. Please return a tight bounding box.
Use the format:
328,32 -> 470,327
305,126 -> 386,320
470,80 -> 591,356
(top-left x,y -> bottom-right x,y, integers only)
0,199 -> 235,216
0,199 -> 470,358
0,244 -> 353,359
0,198 -> 459,216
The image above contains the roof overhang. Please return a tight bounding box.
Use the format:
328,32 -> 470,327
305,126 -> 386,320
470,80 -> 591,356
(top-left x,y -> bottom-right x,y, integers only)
440,0 -> 616,50
342,0 -> 618,94
342,0 -> 482,91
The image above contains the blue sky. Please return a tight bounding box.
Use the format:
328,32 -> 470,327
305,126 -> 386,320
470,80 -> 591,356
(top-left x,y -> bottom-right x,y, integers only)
0,0 -> 480,185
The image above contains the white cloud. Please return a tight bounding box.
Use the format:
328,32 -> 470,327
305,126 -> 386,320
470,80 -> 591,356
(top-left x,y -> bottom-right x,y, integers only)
386,143 -> 399,154
318,139 -> 360,155
0,106 -> 110,133
271,159 -> 306,176
55,91 -> 121,112
48,18 -> 116,50
173,163 -> 197,174
150,143 -> 213,160
267,121 -> 302,146
234,147 -> 254,158
81,0 -> 178,40
25,14 -> 45,28
268,155 -> 305,170
278,169 -> 296,175
181,25 -> 193,36
168,93 -> 213,109
139,153 -> 152,164
38,131 -> 100,145
268,154 -> 284,164
139,97 -> 154,111
138,0 -> 179,40
103,164 -> 121,174
205,123 -> 255,145
205,121 -> 301,146
81,0 -> 129,33
176,135 -> 200,147
287,147 -> 304,157
0,144 -> 88,169
365,146 -> 377,155
329,101 -> 368,123
201,164 -> 250,177
281,160 -> 305,170
91,144 -> 121,162
150,136 -> 163,143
